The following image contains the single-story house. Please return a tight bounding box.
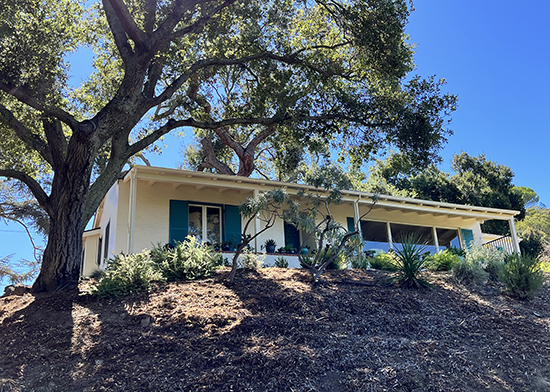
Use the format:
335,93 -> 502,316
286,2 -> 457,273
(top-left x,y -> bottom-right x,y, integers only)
81,165 -> 521,276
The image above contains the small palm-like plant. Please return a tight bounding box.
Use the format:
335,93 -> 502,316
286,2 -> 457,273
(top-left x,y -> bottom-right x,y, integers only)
391,234 -> 430,288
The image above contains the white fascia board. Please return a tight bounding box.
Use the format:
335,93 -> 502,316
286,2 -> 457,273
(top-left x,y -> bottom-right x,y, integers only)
128,165 -> 520,220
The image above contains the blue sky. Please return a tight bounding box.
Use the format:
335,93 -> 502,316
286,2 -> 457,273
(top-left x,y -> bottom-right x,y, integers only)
1,0 -> 549,286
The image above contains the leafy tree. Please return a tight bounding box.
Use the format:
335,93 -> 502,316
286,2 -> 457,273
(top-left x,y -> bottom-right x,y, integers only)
363,152 -> 525,235
290,165 -> 377,282
0,0 -> 456,293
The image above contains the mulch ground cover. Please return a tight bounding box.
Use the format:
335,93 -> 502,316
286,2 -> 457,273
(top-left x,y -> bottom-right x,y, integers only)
1,268 -> 550,392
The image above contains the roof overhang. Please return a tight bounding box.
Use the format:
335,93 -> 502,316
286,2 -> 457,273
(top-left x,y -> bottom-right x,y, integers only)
122,165 -> 520,222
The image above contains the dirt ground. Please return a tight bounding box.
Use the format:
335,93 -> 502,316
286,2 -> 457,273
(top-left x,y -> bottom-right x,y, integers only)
1,268 -> 550,392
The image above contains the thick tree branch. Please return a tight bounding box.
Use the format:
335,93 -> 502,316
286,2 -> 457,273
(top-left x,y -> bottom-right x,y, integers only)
42,118 -> 68,169
153,0 -> 214,43
0,170 -> 51,215
105,0 -> 147,48
144,0 -> 157,33
0,83 -> 78,129
102,0 -> 135,62
198,137 -> 235,175
164,0 -> 237,44
152,50 -> 342,107
0,103 -> 53,165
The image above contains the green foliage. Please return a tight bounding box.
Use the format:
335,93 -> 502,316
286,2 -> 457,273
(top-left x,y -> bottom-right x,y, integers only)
150,237 -> 218,282
274,256 -> 289,268
391,235 -> 430,288
425,250 -> 462,271
370,252 -> 399,271
499,253 -> 545,300
351,253 -> 371,269
90,252 -> 164,298
239,249 -> 264,270
516,206 -> 550,244
363,152 -> 525,236
519,232 -> 545,259
452,259 -> 488,286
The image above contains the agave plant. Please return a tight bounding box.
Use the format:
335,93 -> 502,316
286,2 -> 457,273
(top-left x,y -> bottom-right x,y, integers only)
391,234 -> 430,288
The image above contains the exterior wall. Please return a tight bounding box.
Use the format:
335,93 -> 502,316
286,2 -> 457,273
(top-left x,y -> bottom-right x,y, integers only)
83,168 -> 520,276
96,183 -> 121,264
131,180 -> 253,253
81,230 -> 100,277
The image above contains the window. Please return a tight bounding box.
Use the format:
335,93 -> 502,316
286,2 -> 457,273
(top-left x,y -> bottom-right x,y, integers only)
169,201 -> 241,247
188,205 -> 221,245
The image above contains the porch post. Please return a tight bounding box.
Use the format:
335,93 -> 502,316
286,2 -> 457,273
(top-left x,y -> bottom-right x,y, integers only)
508,217 -> 521,254
353,198 -> 362,235
127,169 -> 137,254
254,189 -> 261,252
432,227 -> 440,253
386,222 -> 393,250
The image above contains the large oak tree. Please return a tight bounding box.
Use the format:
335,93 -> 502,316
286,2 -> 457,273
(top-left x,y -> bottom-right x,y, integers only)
0,0 -> 456,292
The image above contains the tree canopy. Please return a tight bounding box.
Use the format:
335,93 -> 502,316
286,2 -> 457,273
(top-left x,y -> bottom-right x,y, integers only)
362,152 -> 526,235
0,0 -> 456,292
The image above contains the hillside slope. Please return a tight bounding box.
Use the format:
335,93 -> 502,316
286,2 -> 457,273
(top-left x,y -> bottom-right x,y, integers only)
1,269 -> 550,392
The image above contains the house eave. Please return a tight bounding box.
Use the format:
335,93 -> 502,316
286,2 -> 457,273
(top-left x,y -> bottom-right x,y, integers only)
123,165 -> 520,221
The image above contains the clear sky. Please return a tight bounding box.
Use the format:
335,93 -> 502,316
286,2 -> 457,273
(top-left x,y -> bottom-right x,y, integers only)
405,0 -> 550,206
1,0 -> 549,287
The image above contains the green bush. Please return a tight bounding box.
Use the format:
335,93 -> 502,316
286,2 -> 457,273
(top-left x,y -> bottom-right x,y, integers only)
240,248 -> 264,269
452,259 -> 488,286
274,256 -> 289,268
499,253 -> 545,299
151,236 -> 218,281
90,252 -> 164,298
519,232 -> 545,259
425,250 -> 461,271
351,252 -> 371,269
391,235 -> 430,288
369,252 -> 398,271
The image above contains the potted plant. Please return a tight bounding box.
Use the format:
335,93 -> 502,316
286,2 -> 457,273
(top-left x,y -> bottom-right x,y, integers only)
222,241 -> 232,251
264,239 -> 277,253
300,245 -> 310,255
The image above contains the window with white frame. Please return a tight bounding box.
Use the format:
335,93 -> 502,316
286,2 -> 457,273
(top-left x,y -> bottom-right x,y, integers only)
188,204 -> 222,245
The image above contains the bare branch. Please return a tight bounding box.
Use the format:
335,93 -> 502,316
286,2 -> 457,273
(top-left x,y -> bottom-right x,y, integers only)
0,103 -> 53,165
0,170 -> 51,215
0,83 -> 78,129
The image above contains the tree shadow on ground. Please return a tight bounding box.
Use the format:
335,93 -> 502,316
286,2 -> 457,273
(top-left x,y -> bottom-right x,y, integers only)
2,270 -> 550,391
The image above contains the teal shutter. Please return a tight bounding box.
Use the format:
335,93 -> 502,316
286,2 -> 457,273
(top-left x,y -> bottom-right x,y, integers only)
224,205 -> 242,249
284,222 -> 300,249
169,200 -> 189,245
461,229 -> 474,249
347,217 -> 355,233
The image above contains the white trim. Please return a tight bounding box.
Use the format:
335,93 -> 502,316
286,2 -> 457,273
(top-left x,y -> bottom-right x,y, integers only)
508,218 -> 521,253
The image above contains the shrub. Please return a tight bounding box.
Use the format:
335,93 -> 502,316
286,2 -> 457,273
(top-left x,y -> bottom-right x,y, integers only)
90,252 -> 164,298
151,236 -> 218,281
425,250 -> 461,271
351,252 -> 371,269
274,256 -> 289,268
519,232 -> 545,259
452,259 -> 488,286
499,253 -> 545,299
465,244 -> 506,268
369,252 -> 398,271
391,235 -> 430,288
240,248 -> 264,269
